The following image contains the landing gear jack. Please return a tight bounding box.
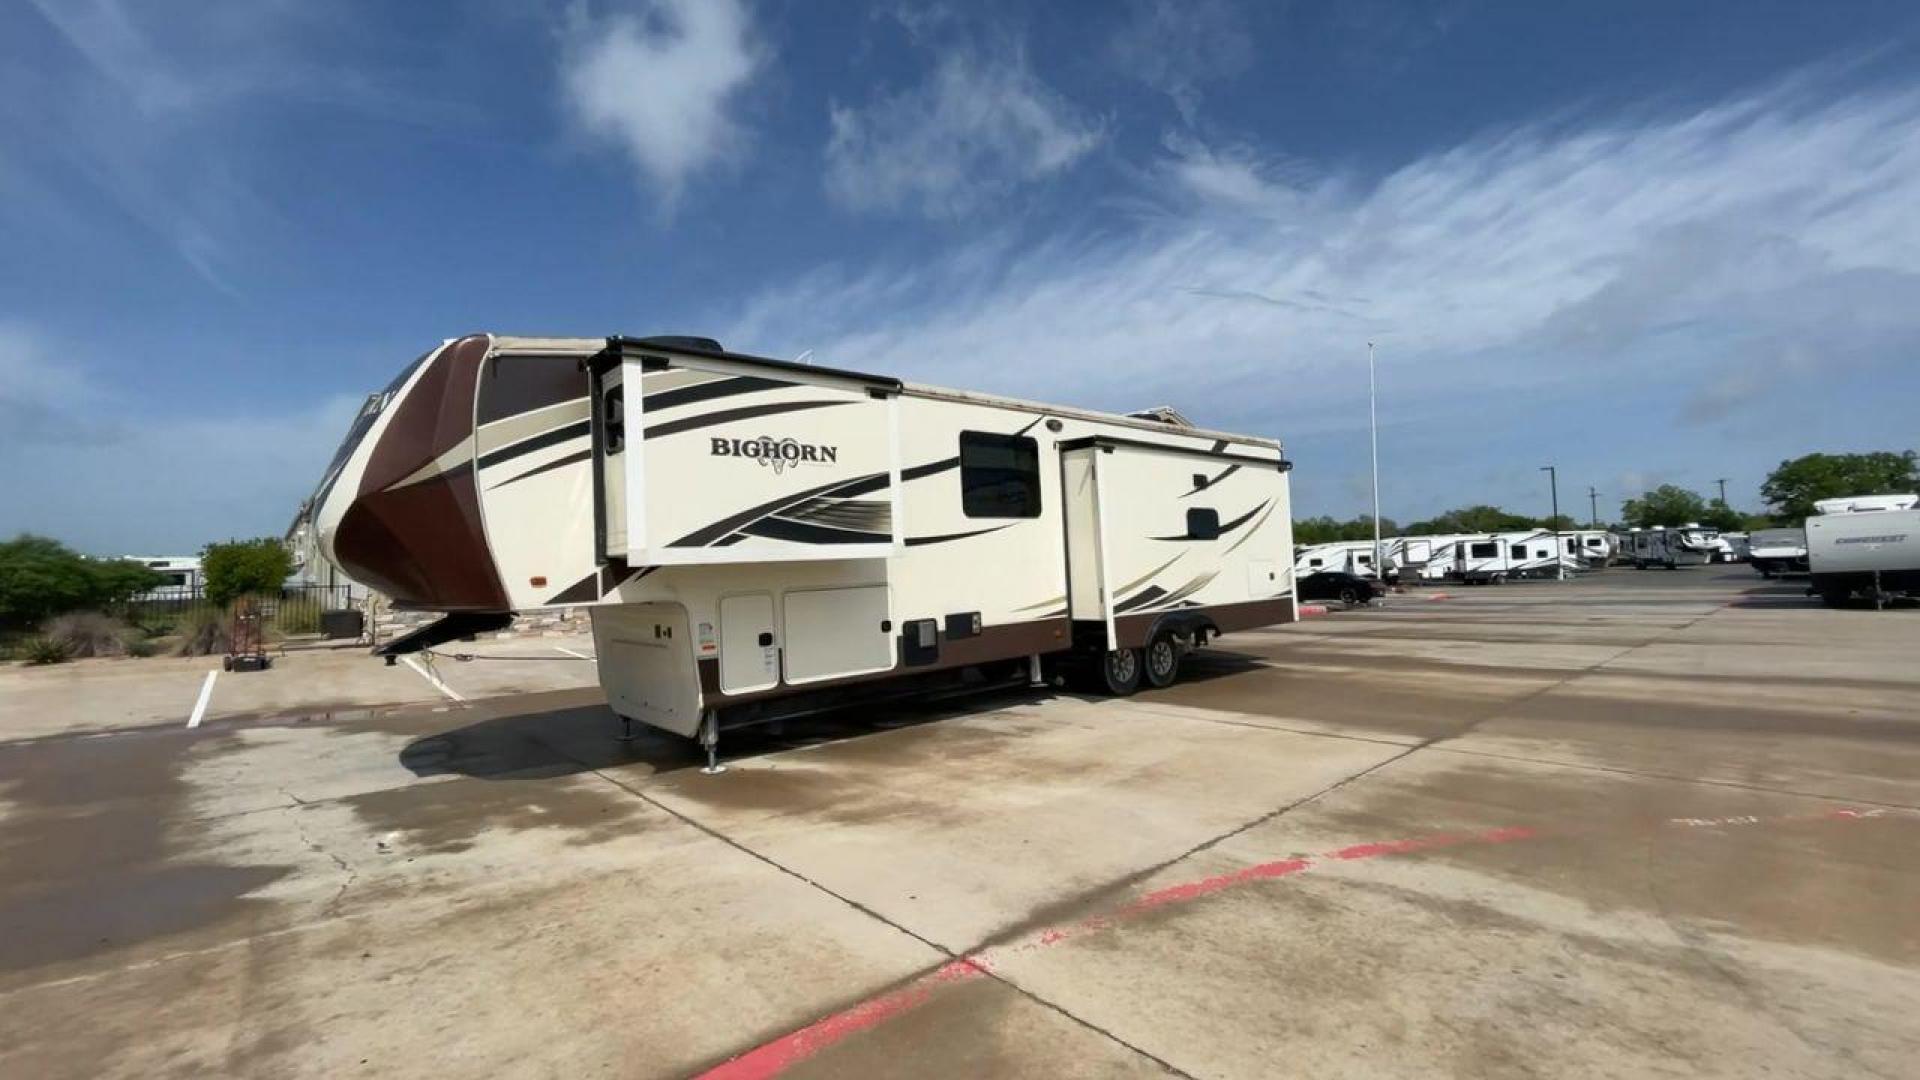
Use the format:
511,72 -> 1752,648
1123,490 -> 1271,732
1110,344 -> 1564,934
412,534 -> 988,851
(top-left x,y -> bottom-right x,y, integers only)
616,715 -> 636,743
700,711 -> 726,775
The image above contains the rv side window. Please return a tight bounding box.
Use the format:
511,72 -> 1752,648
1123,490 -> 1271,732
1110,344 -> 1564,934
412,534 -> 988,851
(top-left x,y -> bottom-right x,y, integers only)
1187,508 -> 1220,540
958,431 -> 1041,518
1308,558 -> 1324,567
603,385 -> 625,453
1510,544 -> 1527,559
1470,542 -> 1498,558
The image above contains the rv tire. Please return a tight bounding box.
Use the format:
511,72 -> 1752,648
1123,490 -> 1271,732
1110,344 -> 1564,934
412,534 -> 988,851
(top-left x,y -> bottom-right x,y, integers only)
1143,633 -> 1180,689
1097,647 -> 1143,696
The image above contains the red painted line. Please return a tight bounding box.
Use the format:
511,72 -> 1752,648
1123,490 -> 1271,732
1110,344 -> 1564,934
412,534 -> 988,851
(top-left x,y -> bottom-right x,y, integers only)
698,959 -> 990,1080
693,808 -> 1897,1079
1425,592 -> 1452,601
1298,604 -> 1329,617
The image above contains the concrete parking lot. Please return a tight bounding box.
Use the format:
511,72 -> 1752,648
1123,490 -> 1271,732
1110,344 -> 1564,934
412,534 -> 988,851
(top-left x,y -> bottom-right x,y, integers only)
2,569 -> 1916,1078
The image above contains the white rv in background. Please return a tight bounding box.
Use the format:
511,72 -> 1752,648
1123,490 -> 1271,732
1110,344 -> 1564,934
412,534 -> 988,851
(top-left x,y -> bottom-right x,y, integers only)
1806,494 -> 1920,608
122,556 -> 202,599
1556,530 -> 1615,568
306,334 -> 1299,765
1748,528 -> 1808,576
1294,541 -> 1387,580
1440,531 -> 1577,584
1622,525 -> 1717,569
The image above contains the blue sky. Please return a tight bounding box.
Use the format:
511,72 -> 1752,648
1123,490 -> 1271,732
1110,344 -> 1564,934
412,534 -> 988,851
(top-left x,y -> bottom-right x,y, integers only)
4,1 -> 1918,552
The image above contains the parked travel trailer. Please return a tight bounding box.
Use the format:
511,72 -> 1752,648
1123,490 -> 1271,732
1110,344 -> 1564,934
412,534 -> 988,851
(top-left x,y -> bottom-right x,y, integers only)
1293,541 -> 1387,580
1806,495 -> 1920,608
1556,530 -> 1615,568
309,334 -> 1298,762
1621,525 -> 1717,569
1714,532 -> 1751,563
1440,531 -> 1576,584
122,556 -> 201,599
1747,528 -> 1809,576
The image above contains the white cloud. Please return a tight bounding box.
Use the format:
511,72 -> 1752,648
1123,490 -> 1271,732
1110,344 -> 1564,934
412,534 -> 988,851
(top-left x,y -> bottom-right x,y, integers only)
824,48 -> 1105,217
1108,0 -> 1253,124
560,0 -> 761,201
735,75 -> 1920,426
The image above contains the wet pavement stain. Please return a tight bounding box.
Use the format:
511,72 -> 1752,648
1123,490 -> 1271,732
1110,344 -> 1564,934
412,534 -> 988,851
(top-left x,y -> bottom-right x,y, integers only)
340,774 -> 657,856
0,728 -> 290,978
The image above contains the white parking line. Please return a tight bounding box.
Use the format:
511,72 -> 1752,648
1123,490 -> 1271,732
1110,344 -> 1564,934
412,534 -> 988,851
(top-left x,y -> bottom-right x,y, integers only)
400,654 -> 466,703
187,670 -> 218,728
553,645 -> 595,661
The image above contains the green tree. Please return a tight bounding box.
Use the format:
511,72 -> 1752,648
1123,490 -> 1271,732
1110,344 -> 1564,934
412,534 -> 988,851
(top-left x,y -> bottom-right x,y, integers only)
1620,485 -> 1709,528
1403,505 -> 1540,535
1700,500 -> 1746,532
1293,515 -> 1398,545
1759,451 -> 1919,522
201,538 -> 294,606
0,535 -> 164,629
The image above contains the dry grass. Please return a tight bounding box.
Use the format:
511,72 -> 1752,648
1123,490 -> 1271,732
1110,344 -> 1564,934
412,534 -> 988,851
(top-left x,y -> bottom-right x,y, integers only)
42,611 -> 135,658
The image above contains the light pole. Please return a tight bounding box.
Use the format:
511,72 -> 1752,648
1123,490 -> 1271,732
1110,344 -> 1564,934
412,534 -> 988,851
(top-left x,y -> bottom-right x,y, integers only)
1367,341 -> 1382,585
1715,477 -> 1728,506
1541,465 -> 1562,580
1587,486 -> 1599,528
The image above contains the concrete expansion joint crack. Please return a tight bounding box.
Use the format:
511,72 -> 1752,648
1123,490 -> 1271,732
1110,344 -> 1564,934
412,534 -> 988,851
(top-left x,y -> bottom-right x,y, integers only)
284,803 -> 356,914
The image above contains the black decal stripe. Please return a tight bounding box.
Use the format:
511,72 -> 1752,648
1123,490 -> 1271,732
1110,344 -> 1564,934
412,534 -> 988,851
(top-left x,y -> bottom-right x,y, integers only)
489,448 -> 591,490
905,524 -> 1015,547
671,470 -> 889,547
830,455 -> 958,499
476,420 -> 591,472
1013,416 -> 1044,436
1181,463 -> 1240,498
740,517 -> 891,545
1113,585 -> 1169,614
1152,499 -> 1270,542
645,399 -> 851,440
548,573 -> 602,605
1222,503 -> 1279,555
642,375 -> 788,412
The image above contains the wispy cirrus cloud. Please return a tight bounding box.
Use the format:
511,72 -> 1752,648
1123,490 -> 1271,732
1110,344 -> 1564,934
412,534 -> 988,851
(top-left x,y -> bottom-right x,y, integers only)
824,44 -> 1105,218
734,72 -> 1920,434
560,0 -> 762,205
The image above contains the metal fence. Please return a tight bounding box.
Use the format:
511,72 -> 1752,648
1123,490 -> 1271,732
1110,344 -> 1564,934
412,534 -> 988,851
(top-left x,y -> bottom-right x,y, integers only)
120,584 -> 360,634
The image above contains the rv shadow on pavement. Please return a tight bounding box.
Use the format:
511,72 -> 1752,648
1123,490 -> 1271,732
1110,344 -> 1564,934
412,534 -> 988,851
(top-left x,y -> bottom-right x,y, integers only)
398,686 -> 1050,781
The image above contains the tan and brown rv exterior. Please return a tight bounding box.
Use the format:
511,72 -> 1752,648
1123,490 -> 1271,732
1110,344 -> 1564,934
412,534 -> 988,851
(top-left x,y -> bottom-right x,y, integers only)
312,334 -> 1298,758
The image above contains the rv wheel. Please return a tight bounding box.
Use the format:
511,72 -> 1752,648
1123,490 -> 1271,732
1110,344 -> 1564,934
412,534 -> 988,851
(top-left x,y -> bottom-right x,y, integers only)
1098,647 -> 1143,696
1143,633 -> 1180,689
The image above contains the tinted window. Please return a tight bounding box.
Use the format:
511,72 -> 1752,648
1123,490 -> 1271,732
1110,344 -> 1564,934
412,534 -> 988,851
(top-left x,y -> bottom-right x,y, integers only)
1510,544 -> 1527,559
960,432 -> 1041,518
1470,542 -> 1498,558
1187,508 -> 1220,539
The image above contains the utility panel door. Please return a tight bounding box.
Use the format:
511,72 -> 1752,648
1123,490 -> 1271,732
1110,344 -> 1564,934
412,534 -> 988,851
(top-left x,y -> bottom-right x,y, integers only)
718,593 -> 779,694
782,585 -> 893,684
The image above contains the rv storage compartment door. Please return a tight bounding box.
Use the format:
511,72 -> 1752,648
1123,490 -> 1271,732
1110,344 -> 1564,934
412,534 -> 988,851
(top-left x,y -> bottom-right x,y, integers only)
719,593 -> 780,694
590,604 -> 702,738
782,585 -> 893,684
615,358 -> 900,565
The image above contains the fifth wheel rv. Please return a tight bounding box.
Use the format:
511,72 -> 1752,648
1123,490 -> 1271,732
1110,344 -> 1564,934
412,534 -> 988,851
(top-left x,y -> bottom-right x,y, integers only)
309,334 -> 1298,765
1805,494 -> 1920,609
1621,525 -> 1718,569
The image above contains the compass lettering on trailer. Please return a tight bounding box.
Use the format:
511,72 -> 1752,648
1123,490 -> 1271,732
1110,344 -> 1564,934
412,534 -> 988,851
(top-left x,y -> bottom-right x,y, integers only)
710,436 -> 839,474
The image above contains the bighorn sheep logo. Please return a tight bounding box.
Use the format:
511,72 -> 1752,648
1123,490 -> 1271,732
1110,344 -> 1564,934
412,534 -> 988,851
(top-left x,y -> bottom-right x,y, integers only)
710,436 -> 839,474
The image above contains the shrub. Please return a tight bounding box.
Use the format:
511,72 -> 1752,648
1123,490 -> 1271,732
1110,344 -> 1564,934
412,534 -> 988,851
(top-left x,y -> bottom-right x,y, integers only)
174,608 -> 231,657
202,539 -> 294,607
21,635 -> 73,665
126,639 -> 157,658
42,611 -> 134,658
0,535 -> 165,630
